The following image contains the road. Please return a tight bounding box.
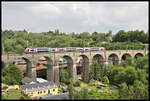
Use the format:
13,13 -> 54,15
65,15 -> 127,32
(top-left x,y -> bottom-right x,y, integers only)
40,92 -> 69,100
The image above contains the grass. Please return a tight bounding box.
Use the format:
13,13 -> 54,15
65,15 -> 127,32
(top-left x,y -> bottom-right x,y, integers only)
2,89 -> 30,100
74,80 -> 118,93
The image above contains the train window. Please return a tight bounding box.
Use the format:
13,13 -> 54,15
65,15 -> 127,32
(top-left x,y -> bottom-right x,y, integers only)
36,48 -> 49,52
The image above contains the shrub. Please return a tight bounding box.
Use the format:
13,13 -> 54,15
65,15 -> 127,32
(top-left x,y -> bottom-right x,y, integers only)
2,86 -> 8,90
102,76 -> 109,84
88,82 -> 98,86
74,81 -> 81,87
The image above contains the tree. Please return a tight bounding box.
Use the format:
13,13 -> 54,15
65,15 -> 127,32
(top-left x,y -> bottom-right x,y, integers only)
89,62 -> 101,81
68,79 -> 74,99
73,91 -> 82,99
106,30 -> 113,42
135,56 -> 148,70
81,88 -> 89,99
79,32 -> 90,42
121,57 -> 135,67
137,69 -> 148,84
119,82 -> 130,99
59,69 -> 69,84
132,80 -> 149,100
2,64 -> 24,85
112,30 -> 128,42
124,66 -> 138,85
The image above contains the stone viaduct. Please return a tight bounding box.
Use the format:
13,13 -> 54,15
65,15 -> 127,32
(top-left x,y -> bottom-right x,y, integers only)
1,49 -> 148,85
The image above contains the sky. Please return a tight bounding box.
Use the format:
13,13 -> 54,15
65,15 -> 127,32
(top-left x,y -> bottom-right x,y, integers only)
2,1 -> 149,34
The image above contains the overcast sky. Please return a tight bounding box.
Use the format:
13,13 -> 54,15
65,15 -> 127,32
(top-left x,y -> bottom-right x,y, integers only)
2,1 -> 148,34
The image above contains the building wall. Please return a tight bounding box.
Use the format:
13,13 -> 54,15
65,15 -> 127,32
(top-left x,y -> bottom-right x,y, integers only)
24,87 -> 58,97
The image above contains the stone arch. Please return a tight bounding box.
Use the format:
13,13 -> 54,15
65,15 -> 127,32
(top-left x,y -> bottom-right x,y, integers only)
92,54 -> 104,64
121,53 -> 131,63
79,55 -> 90,82
62,55 -> 73,78
134,53 -> 144,59
11,58 -> 27,75
108,54 -> 119,66
57,55 -> 74,82
36,56 -> 54,81
44,56 -> 53,81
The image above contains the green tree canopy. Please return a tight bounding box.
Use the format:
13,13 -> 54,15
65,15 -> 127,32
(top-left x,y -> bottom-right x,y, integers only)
2,64 -> 24,85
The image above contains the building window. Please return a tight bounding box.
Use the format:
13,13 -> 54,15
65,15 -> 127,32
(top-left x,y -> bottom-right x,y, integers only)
40,91 -> 42,94
44,91 -> 46,93
53,89 -> 55,92
38,92 -> 39,94
48,90 -> 50,94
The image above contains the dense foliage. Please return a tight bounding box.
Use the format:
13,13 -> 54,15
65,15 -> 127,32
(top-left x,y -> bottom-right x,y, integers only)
112,30 -> 148,43
59,69 -> 69,85
89,62 -> 105,82
2,64 -> 24,85
2,29 -> 148,53
84,55 -> 148,100
106,56 -> 149,99
68,79 -> 74,99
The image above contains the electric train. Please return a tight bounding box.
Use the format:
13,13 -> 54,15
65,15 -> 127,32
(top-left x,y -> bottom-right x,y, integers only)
25,47 -> 106,53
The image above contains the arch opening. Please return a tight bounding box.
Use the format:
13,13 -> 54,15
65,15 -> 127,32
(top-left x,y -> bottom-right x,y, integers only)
58,55 -> 74,84
11,58 -> 27,76
77,55 -> 90,82
37,56 -> 53,81
121,53 -> 131,63
108,54 -> 119,66
92,54 -> 104,64
134,53 -> 143,59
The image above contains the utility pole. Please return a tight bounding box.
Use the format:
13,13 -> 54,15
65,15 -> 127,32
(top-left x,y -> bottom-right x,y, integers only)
26,29 -> 29,48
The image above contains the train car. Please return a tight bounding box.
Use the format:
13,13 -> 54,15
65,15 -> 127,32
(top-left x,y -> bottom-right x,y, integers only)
36,48 -> 51,52
99,47 -> 106,51
83,47 -> 91,51
49,48 -> 58,53
25,48 -> 36,53
57,48 -> 66,52
66,47 -> 79,52
76,47 -> 84,52
25,47 -> 106,53
90,47 -> 100,51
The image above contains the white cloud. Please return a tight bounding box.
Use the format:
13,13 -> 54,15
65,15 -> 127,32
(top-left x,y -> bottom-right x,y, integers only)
28,3 -> 60,14
72,3 -> 106,26
2,2 -> 148,33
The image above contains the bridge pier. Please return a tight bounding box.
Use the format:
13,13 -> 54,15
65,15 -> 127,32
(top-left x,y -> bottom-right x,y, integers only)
118,60 -> 121,64
72,64 -> 77,82
47,65 -> 54,82
26,66 -> 37,78
54,66 -> 59,86
82,62 -> 90,83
